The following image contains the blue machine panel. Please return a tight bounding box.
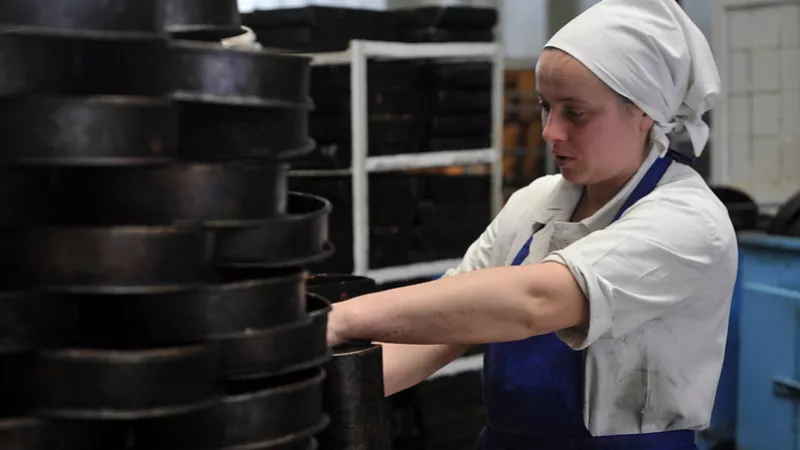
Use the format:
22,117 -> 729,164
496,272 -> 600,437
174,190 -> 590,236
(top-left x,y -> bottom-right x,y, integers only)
735,233 -> 800,450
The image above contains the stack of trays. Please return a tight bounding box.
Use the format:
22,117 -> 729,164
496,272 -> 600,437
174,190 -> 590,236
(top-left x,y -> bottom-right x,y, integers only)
423,61 -> 493,153
394,6 -> 497,43
290,174 -> 424,273
242,6 -> 399,53
0,1 -> 332,449
299,60 -> 427,170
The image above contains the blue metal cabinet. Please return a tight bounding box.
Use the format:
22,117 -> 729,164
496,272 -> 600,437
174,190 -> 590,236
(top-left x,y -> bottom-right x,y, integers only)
736,233 -> 800,450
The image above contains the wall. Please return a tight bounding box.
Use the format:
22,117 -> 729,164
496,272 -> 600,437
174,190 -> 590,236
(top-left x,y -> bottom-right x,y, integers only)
713,0 -> 800,206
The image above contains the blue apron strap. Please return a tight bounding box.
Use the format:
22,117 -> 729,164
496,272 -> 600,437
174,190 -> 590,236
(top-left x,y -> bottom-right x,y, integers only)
611,150 -> 680,223
512,150 -> 681,266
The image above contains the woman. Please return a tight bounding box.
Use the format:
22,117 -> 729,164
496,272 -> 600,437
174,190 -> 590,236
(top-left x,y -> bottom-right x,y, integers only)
326,1 -> 737,448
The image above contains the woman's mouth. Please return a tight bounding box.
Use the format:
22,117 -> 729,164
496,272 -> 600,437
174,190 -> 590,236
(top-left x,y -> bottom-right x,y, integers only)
554,155 -> 574,166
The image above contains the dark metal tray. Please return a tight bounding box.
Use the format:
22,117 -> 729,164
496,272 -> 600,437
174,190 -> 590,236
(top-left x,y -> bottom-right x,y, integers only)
0,353 -> 36,417
0,34 -> 74,96
219,369 -> 328,449
178,102 -> 314,161
0,167 -> 56,226
0,0 -> 166,40
35,344 -> 219,419
0,226 -> 212,293
63,269 -> 307,349
0,96 -> 177,166
0,291 -> 75,355
54,162 -> 288,226
41,406 -> 220,450
394,7 -> 498,32
429,113 -> 492,137
165,40 -> 312,108
164,0 -> 243,41
217,293 -> 331,380
400,28 -> 494,43
213,192 -> 332,269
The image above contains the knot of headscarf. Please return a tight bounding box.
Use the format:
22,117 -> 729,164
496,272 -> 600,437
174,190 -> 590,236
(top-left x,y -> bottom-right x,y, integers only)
544,0 -> 721,158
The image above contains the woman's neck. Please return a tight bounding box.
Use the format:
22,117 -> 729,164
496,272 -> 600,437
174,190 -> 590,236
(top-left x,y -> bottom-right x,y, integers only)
572,159 -> 646,222
584,173 -> 633,210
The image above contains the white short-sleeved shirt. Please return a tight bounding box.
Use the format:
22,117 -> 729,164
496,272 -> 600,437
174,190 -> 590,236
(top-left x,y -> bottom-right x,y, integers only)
445,148 -> 738,436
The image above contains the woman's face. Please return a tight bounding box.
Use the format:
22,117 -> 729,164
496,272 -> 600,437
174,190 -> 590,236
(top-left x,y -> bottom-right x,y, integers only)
536,49 -> 653,187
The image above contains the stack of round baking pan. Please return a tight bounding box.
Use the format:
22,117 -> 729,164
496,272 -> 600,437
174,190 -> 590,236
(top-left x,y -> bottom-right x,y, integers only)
0,1 -> 332,449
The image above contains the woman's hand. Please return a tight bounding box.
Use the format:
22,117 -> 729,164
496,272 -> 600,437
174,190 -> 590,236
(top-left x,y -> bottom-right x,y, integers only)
326,303 -> 347,347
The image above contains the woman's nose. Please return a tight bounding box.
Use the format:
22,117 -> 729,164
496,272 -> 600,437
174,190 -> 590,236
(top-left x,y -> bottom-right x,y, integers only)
542,112 -> 568,143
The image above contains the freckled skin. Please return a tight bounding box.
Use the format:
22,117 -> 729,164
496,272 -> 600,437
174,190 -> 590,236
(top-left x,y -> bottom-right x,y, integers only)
536,49 -> 654,207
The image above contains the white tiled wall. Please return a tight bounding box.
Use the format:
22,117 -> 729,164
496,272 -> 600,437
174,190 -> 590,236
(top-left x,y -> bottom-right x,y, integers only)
720,2 -> 800,205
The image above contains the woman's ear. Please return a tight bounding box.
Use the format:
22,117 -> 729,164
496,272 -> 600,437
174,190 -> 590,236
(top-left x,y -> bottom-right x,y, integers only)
639,113 -> 654,133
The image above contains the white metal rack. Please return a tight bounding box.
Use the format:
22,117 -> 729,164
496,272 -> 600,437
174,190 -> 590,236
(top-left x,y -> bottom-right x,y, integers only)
294,39 -> 505,283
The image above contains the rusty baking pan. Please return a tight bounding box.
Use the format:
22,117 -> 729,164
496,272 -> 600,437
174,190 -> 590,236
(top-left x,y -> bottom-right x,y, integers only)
306,274 -> 376,304
319,344 -> 391,450
35,344 -> 219,419
218,293 -> 331,380
0,0 -> 164,39
164,0 -> 243,41
54,162 -> 288,226
165,40 -> 312,108
0,226 -> 213,293
177,102 -> 314,161
64,268 -> 307,349
219,368 -> 328,449
41,406 -> 221,450
0,418 -> 40,450
0,291 -> 76,355
214,192 -> 331,269
0,96 -> 177,166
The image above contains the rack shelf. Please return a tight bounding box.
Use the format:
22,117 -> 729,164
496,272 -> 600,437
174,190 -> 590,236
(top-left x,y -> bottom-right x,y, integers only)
290,148 -> 497,177
307,41 -> 499,65
366,258 -> 462,284
304,39 -> 504,279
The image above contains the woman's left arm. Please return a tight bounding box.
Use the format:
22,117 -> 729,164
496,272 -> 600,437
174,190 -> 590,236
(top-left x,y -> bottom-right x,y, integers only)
327,261 -> 588,346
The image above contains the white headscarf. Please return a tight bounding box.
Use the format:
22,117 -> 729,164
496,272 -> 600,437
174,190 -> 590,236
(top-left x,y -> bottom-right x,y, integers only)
544,0 -> 721,157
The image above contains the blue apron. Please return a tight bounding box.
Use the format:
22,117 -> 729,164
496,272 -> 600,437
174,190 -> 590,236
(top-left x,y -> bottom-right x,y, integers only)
479,150 -> 698,450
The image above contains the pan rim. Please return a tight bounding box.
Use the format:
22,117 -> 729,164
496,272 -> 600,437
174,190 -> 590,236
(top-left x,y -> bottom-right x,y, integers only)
38,342 -> 213,362
222,368 -> 325,403
220,414 -> 329,450
0,25 -> 166,41
2,95 -> 172,106
35,397 -> 218,421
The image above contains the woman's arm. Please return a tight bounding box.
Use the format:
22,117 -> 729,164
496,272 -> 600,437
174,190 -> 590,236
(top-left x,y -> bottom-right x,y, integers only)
328,261 -> 588,346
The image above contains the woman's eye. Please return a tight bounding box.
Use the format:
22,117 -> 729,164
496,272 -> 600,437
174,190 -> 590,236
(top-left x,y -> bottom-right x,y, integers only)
567,110 -> 583,118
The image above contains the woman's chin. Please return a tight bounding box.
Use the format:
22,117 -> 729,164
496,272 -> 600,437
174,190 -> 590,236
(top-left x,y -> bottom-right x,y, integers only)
559,168 -> 587,185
